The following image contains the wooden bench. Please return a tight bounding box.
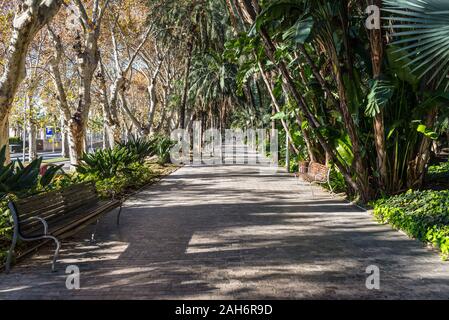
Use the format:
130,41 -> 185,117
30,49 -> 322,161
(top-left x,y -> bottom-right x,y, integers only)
295,161 -> 334,197
5,182 -> 123,273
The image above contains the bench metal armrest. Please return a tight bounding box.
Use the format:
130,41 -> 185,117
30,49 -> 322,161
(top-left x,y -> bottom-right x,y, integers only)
21,216 -> 49,235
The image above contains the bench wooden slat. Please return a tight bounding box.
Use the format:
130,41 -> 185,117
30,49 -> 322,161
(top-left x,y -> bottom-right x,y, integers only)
13,182 -> 113,238
17,199 -> 65,217
6,181 -> 123,273
16,192 -> 64,212
61,185 -> 97,198
14,185 -> 95,213
298,162 -> 330,183
16,182 -> 97,218
19,203 -> 94,236
22,200 -> 121,238
50,200 -> 121,239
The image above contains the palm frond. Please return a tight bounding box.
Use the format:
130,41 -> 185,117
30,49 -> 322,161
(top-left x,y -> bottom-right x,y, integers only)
383,0 -> 449,89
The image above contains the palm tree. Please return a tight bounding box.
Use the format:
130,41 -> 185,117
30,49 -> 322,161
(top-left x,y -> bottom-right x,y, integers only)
148,0 -> 230,128
189,51 -> 241,129
384,0 -> 449,187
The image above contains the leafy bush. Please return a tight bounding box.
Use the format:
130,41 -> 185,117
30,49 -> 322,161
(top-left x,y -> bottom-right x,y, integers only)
372,190 -> 449,259
8,137 -> 22,145
94,162 -> 154,198
76,147 -> 139,179
76,136 -> 174,198
76,143 -> 160,197
428,161 -> 449,180
153,135 -> 175,165
428,162 -> 449,174
328,168 -> 346,194
0,145 -> 64,265
119,137 -> 157,163
0,146 -> 64,199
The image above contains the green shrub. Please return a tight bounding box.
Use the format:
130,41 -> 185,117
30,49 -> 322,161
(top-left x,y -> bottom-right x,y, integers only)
93,162 -> 154,198
428,161 -> 449,175
95,176 -> 129,199
76,147 -> 139,179
0,146 -> 64,199
427,161 -> 449,182
76,142 -> 158,197
9,137 -> 22,145
0,198 -> 12,263
328,167 -> 346,194
0,144 -> 64,265
372,190 -> 449,259
0,199 -> 12,237
153,135 -> 175,165
119,137 -> 157,163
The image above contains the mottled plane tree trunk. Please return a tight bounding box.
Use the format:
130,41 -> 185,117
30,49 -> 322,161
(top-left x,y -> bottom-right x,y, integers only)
139,44 -> 166,135
103,23 -> 152,145
67,0 -> 110,167
0,0 -> 63,161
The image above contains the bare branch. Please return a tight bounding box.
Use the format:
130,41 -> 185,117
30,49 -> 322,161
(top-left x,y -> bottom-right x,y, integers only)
96,0 -> 112,25
111,23 -> 122,74
73,0 -> 89,29
123,26 -> 153,74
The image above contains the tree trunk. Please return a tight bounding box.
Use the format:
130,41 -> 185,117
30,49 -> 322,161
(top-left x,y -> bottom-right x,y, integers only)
147,83 -> 158,134
28,122 -> 37,161
49,32 -> 77,161
98,61 -> 122,148
68,1 -> 110,165
257,62 -> 300,156
179,40 -> 193,129
103,124 -> 109,150
297,38 -> 370,198
120,91 -> 146,136
408,107 -> 439,188
68,120 -> 85,168
330,45 -> 371,201
368,0 -> 389,192
61,125 -> 70,158
0,0 -> 63,161
156,86 -> 169,132
0,116 -> 9,158
294,113 -> 318,162
298,22 -> 370,199
146,59 -> 164,134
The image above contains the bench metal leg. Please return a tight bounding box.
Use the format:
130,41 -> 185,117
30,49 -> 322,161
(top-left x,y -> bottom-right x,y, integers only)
117,204 -> 123,226
43,235 -> 60,272
91,219 -> 100,243
328,181 -> 335,198
5,228 -> 18,274
6,233 -> 60,273
294,173 -> 300,185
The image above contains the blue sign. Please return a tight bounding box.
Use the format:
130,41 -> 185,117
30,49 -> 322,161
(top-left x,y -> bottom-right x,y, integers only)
46,128 -> 54,137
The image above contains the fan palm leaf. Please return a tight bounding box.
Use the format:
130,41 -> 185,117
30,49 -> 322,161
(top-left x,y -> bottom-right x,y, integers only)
383,0 -> 449,89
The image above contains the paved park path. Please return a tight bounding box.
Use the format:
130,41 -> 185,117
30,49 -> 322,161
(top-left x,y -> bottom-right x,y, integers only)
1,151 -> 449,299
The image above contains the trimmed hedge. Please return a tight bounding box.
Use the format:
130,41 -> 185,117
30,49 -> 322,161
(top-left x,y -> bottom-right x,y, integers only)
372,190 -> 449,260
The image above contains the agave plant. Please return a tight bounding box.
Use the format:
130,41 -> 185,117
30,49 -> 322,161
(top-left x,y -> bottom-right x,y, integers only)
0,146 -> 64,198
154,135 -> 175,165
76,147 -> 139,179
383,0 -> 449,89
119,137 -> 157,163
